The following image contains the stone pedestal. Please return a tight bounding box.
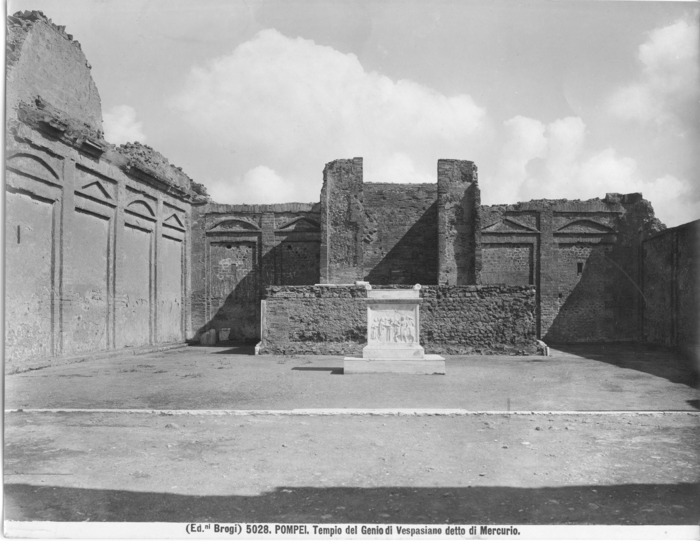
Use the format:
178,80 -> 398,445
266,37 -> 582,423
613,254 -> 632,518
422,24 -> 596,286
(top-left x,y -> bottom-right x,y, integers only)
344,287 -> 445,374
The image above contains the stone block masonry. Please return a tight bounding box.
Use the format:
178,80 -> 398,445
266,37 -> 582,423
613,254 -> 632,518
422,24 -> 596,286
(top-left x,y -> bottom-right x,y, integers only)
259,285 -> 537,355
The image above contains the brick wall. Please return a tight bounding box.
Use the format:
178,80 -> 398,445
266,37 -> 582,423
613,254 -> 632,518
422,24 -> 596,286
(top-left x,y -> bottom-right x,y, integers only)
259,285 -> 537,355
481,194 -> 665,343
481,244 -> 533,285
190,203 -> 322,342
642,220 -> 700,361
363,183 -> 438,285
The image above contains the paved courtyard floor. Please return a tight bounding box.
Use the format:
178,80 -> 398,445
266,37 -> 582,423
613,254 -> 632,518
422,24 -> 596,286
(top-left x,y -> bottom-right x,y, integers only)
4,344 -> 700,525
5,343 -> 699,411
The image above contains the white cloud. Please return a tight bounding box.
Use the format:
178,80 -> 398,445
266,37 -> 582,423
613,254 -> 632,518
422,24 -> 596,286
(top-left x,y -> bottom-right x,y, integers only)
170,29 -> 489,204
103,105 -> 147,145
642,174 -> 700,227
485,114 -> 699,227
207,165 -> 301,204
168,25 -> 698,226
608,16 -> 699,128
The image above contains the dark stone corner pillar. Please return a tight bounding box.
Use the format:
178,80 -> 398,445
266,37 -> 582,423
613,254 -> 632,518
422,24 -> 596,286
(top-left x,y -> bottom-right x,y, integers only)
320,157 -> 364,284
437,159 -> 480,285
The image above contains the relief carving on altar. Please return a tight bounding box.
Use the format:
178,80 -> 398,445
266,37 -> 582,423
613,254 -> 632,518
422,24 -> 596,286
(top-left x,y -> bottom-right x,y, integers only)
368,311 -> 416,344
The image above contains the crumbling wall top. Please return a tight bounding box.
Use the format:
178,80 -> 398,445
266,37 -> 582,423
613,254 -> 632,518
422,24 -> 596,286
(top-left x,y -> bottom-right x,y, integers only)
6,10 -> 102,131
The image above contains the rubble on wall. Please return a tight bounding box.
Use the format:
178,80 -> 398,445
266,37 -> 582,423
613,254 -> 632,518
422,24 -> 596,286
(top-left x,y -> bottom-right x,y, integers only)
6,10 -> 206,203
10,102 -> 205,201
117,142 -> 204,196
14,97 -> 104,151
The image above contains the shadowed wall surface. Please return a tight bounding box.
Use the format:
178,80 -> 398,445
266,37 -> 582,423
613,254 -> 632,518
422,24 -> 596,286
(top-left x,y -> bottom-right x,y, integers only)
363,183 -> 438,285
190,203 -> 322,343
642,220 -> 700,365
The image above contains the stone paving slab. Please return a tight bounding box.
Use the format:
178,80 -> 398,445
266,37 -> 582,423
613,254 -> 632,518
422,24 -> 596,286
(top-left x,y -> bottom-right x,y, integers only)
4,411 -> 699,524
5,344 -> 699,411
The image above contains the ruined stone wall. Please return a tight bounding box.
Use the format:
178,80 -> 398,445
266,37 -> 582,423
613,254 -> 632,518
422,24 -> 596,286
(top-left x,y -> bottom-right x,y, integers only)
259,285 -> 367,355
6,11 -> 102,132
190,203 -> 321,343
642,220 -> 699,360
320,158 -> 364,284
421,285 -> 537,354
481,194 -> 664,343
5,11 -> 199,372
363,183 -> 438,285
259,285 -> 536,355
437,160 -> 481,285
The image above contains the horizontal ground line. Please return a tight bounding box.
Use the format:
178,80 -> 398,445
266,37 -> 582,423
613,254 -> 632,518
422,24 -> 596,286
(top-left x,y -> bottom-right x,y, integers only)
5,408 -> 700,416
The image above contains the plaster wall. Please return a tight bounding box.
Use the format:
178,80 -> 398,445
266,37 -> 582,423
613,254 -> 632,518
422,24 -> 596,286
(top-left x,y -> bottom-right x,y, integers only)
117,225 -> 151,348
642,220 -> 700,359
5,186 -> 55,362
4,11 -> 196,372
6,12 -> 102,131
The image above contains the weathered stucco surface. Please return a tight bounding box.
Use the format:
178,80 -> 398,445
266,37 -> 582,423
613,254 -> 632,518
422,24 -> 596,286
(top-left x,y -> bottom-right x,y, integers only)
6,11 -> 102,132
642,220 -> 700,363
5,10 -> 198,372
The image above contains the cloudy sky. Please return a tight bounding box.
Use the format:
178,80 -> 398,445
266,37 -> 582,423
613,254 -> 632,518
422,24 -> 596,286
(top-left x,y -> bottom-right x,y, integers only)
9,0 -> 699,227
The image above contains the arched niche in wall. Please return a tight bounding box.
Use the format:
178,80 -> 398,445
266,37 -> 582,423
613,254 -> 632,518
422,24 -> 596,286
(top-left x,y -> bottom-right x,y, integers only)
275,216 -> 321,234
207,218 -> 261,235
555,219 -> 615,235
125,199 -> 156,221
6,152 -> 60,186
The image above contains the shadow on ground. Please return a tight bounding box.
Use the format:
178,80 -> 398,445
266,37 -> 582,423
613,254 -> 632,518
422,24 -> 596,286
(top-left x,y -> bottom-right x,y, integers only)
185,343 -> 256,355
291,367 -> 343,375
211,345 -> 256,355
550,343 -> 699,388
5,483 -> 697,524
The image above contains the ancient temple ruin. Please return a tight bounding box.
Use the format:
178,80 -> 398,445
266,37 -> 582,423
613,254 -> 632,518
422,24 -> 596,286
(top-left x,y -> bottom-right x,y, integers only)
5,11 -> 699,373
